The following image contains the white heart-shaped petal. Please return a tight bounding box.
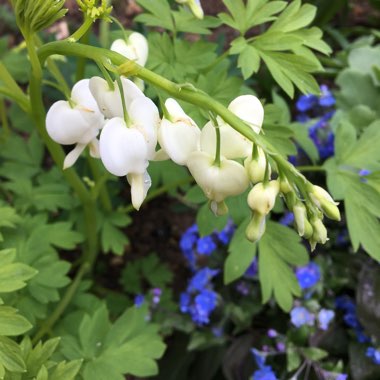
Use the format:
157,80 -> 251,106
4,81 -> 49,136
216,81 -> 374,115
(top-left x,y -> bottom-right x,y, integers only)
187,151 -> 249,202
228,95 -> 264,133
200,121 -> 252,159
128,97 -> 159,159
89,76 -> 145,119
127,171 -> 151,210
99,117 -> 148,176
46,100 -> 101,145
158,118 -> 200,165
165,98 -> 196,125
71,79 -> 102,115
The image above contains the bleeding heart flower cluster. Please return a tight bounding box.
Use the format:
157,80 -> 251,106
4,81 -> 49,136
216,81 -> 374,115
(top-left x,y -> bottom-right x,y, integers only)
46,65 -> 339,246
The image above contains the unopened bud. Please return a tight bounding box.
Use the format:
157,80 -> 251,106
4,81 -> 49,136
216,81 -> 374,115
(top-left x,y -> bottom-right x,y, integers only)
310,218 -> 328,250
280,177 -> 292,194
309,185 -> 341,221
176,0 -> 204,19
245,212 -> 266,242
247,180 -> 279,215
244,147 -> 269,184
293,202 -> 312,238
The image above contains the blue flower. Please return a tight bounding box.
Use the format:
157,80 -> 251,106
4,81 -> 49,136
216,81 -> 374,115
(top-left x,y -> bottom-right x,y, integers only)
366,347 -> 380,365
245,259 -> 258,278
134,294 -> 145,307
187,267 -> 219,293
319,85 -> 336,108
359,169 -> 371,176
179,292 -> 191,313
180,224 -> 198,252
252,366 -> 277,380
290,306 -> 314,328
343,312 -> 360,329
296,94 -> 318,112
295,262 -> 321,289
197,235 -> 217,255
279,212 -> 294,226
336,375 -> 348,380
318,308 -> 335,330
236,281 -> 250,295
335,296 -> 356,313
217,221 -> 235,245
190,289 -> 218,325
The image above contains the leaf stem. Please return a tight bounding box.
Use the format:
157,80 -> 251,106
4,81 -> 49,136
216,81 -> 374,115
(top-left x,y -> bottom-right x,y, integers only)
296,165 -> 325,172
32,262 -> 90,344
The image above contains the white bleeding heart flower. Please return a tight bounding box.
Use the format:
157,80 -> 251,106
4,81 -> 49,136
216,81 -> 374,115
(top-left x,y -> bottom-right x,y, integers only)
128,96 -> 160,160
158,98 -> 200,165
200,120 -> 252,159
244,147 -> 269,184
200,95 -> 264,159
187,151 -> 249,204
99,117 -> 148,177
228,95 -> 264,134
89,76 -> 145,119
45,79 -> 104,169
111,32 -> 149,67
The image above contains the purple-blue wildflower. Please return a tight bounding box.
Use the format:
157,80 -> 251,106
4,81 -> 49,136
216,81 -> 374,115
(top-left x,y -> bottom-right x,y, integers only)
290,306 -> 315,328
319,85 -> 336,107
318,308 -> 335,330
190,289 -> 218,325
196,235 -> 217,255
279,212 -> 295,226
366,347 -> 380,365
134,294 -> 145,307
295,262 -> 321,289
217,221 -> 235,245
188,267 -> 219,292
252,366 -> 277,380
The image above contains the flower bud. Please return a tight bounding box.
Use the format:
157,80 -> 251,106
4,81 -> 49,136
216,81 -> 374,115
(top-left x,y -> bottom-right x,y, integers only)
309,218 -> 328,251
245,212 -> 266,242
111,32 -> 149,67
176,0 -> 204,19
244,147 -> 269,184
309,185 -> 341,221
279,177 -> 292,194
247,180 -> 279,215
293,202 -> 313,238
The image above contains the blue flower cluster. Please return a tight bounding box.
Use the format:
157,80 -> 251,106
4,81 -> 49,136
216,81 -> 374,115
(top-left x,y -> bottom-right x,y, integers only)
180,267 -> 219,325
295,85 -> 336,160
179,222 -> 235,271
335,295 -> 370,344
251,349 -> 278,380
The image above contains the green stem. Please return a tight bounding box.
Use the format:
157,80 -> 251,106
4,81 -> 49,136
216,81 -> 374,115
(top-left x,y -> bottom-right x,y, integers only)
88,156 -> 112,212
0,61 -> 30,112
296,165 -> 325,172
0,97 -> 10,140
76,28 -> 91,82
69,17 -> 94,42
32,262 -> 90,344
26,36 -> 99,270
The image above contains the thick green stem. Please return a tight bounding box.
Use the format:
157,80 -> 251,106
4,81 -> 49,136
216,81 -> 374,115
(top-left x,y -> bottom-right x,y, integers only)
26,36 -> 99,270
0,97 -> 10,140
32,262 -> 90,343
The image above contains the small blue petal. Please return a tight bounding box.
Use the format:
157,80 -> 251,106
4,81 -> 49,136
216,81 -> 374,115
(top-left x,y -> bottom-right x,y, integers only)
197,235 -> 217,255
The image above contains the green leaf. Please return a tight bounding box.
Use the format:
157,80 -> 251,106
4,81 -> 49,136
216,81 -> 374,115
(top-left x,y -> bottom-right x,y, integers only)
61,304 -> 166,379
50,359 -> 83,380
0,336 -> 25,372
0,306 -> 32,336
100,211 -> 131,255
196,203 -> 228,236
0,249 -> 37,292
292,122 -> 319,162
135,0 -> 174,31
302,347 -> 328,361
258,221 -> 308,311
173,9 -> 221,34
224,218 -> 257,284
259,51 -> 320,97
